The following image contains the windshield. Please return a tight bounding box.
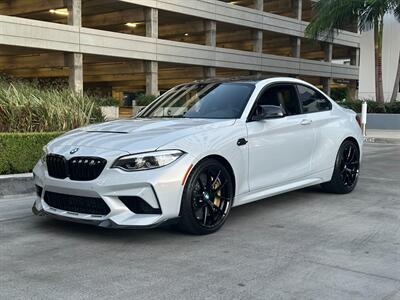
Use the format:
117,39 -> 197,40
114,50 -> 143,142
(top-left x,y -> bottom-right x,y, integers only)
137,82 -> 255,119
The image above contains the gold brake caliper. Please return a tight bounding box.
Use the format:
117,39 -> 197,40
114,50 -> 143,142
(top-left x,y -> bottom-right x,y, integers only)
212,179 -> 222,208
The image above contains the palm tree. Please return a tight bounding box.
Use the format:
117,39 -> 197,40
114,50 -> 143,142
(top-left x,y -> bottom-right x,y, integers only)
391,50 -> 400,102
305,0 -> 399,103
390,4 -> 400,102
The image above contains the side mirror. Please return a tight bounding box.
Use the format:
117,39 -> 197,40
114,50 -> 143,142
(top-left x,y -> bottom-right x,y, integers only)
252,105 -> 285,121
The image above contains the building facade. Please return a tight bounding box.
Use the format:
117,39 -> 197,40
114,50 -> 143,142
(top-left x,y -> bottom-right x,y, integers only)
0,0 -> 360,106
359,14 -> 400,102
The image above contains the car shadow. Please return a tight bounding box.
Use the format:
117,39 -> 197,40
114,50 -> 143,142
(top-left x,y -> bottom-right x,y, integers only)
33,185 -> 327,241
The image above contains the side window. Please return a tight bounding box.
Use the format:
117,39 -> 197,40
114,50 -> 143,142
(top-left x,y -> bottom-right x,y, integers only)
257,85 -> 301,116
297,85 -> 332,113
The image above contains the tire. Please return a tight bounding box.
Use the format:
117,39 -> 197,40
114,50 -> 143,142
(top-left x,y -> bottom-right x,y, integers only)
176,158 -> 234,235
321,139 -> 360,194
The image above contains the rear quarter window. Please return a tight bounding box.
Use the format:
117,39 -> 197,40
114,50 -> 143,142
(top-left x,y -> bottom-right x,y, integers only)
297,85 -> 332,113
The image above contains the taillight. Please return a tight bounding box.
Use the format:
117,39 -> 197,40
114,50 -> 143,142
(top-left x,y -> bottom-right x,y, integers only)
355,115 -> 362,128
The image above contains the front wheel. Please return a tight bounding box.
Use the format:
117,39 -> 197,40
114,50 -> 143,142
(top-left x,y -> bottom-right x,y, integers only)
321,139 -> 360,194
177,158 -> 234,235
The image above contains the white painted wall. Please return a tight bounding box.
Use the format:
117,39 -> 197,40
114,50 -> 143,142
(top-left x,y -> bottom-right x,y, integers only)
359,14 -> 400,101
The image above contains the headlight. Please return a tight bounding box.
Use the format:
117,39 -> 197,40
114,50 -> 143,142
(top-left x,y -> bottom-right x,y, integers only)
41,146 -> 48,166
112,150 -> 185,171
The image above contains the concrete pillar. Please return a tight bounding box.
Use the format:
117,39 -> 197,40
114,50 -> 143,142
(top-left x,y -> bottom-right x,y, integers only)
347,80 -> 358,100
204,67 -> 216,78
293,0 -> 302,20
253,0 -> 264,56
145,61 -> 158,96
291,37 -> 301,58
145,8 -> 158,95
324,42 -> 333,62
321,43 -> 333,96
205,20 -> 216,47
66,0 -> 82,94
66,53 -> 83,94
351,48 -> 360,66
322,78 -> 333,96
204,20 -> 217,78
322,43 -> 334,96
67,0 -> 81,27
145,8 -> 158,38
254,0 -> 264,11
252,30 -> 263,53
250,70 -> 263,78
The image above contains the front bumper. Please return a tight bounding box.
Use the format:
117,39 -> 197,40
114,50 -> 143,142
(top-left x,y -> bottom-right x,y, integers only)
32,153 -> 194,228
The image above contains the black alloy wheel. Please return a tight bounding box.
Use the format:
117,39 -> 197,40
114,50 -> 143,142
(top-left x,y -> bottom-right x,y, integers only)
177,159 -> 234,235
339,142 -> 360,187
321,140 -> 360,194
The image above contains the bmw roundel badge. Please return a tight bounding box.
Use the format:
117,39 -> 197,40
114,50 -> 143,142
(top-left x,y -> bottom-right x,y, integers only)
70,148 -> 79,154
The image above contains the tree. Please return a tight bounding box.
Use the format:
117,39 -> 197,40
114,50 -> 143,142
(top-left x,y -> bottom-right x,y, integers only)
305,0 -> 399,103
390,4 -> 400,102
391,51 -> 400,102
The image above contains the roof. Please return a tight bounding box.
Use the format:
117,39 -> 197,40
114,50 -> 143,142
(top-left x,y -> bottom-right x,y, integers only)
189,75 -> 305,85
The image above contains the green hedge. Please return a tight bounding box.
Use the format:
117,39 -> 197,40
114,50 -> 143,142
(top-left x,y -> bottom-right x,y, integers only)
0,132 -> 63,175
338,100 -> 400,114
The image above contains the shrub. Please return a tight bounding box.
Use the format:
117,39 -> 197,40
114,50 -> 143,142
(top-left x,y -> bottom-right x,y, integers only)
337,100 -> 400,114
366,101 -> 386,113
135,93 -> 157,106
96,96 -> 120,107
339,100 -> 362,113
0,79 -> 105,132
330,87 -> 348,101
385,102 -> 400,114
0,132 -> 63,175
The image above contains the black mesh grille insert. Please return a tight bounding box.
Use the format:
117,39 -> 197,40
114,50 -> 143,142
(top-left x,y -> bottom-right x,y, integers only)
46,154 -> 106,181
68,157 -> 107,181
119,196 -> 162,214
46,154 -> 68,179
44,191 -> 110,215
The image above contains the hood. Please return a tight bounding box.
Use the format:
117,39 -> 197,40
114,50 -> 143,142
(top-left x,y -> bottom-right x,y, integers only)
48,118 -> 236,154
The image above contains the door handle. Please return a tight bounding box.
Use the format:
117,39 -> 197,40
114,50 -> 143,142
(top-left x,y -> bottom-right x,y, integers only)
300,119 -> 312,126
237,138 -> 248,146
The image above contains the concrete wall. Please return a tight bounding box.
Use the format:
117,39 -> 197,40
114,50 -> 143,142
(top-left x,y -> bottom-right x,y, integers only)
0,14 -> 359,80
121,0 -> 360,47
366,114 -> 400,130
359,14 -> 400,101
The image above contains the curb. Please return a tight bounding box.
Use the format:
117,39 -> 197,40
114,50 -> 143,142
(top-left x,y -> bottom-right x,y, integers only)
364,137 -> 400,144
0,173 -> 34,197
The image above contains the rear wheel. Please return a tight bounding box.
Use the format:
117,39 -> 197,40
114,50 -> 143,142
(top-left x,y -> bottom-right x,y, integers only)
321,140 -> 360,194
177,158 -> 234,235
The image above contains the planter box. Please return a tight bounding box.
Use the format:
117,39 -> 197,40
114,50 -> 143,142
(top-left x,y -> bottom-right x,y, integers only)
365,113 -> 400,130
132,106 -> 146,117
100,106 -> 119,120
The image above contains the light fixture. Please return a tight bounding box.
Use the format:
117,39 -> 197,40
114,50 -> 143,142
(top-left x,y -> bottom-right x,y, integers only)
125,22 -> 142,28
184,33 -> 189,36
49,8 -> 69,16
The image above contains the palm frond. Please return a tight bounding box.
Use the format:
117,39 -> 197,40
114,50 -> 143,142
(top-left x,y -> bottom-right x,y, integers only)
305,0 -> 366,41
305,0 -> 400,40
393,0 -> 400,22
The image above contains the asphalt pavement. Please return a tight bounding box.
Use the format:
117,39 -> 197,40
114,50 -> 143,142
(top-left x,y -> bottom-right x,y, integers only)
1,143 -> 399,300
